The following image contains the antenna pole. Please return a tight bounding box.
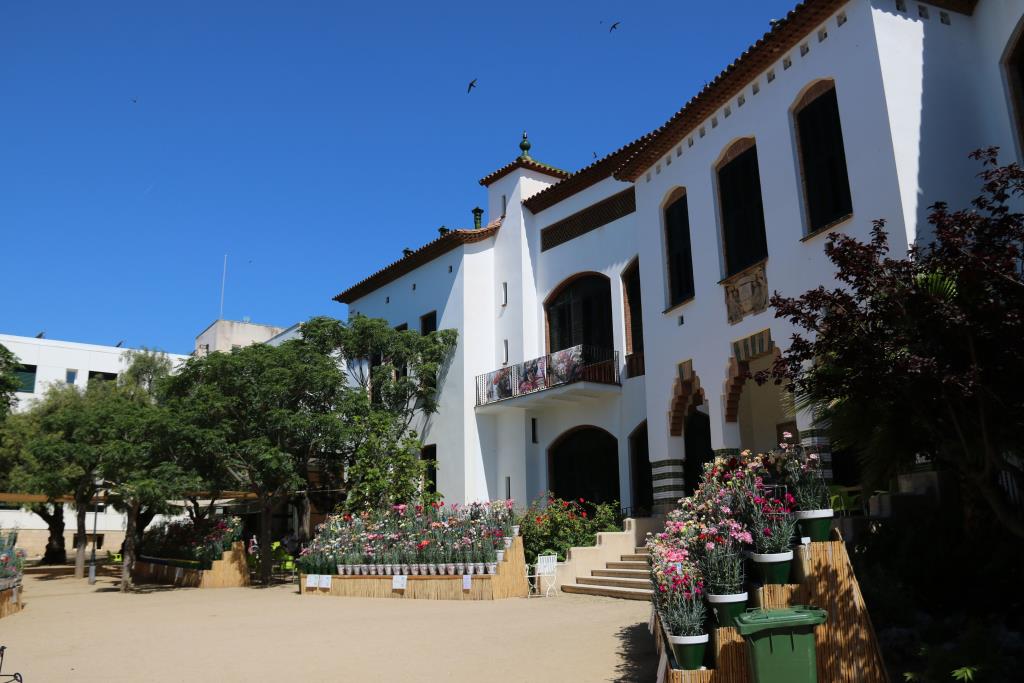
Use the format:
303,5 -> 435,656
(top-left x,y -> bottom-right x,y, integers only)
219,254 -> 228,320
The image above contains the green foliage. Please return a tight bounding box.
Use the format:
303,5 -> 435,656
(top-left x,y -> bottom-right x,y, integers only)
517,494 -> 621,564
138,516 -> 242,567
338,409 -> 428,511
0,344 -> 19,420
765,150 -> 1024,538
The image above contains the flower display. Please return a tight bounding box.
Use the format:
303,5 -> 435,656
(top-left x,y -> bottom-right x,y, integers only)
298,500 -> 515,576
0,528 -> 26,588
138,516 -> 243,567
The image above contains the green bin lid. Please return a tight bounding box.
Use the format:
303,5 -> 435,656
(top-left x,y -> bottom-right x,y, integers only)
733,605 -> 828,636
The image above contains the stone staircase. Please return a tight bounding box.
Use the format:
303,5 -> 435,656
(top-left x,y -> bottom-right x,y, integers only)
561,547 -> 653,601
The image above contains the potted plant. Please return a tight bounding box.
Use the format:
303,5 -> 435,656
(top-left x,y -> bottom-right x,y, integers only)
749,496 -> 798,585
484,545 -> 497,575
662,578 -> 708,671
787,452 -> 834,542
473,545 -> 485,575
463,550 -> 475,575
701,542 -> 748,627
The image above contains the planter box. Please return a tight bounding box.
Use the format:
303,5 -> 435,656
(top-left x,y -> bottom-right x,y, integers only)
300,537 -> 529,601
132,541 -> 249,588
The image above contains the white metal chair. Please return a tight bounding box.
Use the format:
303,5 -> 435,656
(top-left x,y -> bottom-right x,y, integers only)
526,554 -> 558,598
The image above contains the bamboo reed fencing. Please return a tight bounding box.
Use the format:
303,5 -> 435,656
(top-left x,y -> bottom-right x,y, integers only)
657,529 -> 888,682
0,584 -> 22,620
299,536 -> 530,601
132,541 -> 250,588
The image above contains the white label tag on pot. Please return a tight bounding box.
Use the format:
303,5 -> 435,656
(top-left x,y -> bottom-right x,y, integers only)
318,575 -> 332,589
392,575 -> 407,590
462,574 -> 472,590
305,574 -> 318,589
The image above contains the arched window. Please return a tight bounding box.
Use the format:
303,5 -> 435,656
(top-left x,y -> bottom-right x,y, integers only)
621,259 -> 644,355
793,81 -> 853,234
717,139 -> 768,277
545,274 -> 613,353
664,189 -> 695,306
549,426 -> 620,505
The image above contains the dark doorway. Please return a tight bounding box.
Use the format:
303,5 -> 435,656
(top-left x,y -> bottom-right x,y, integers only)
546,274 -> 613,352
682,411 -> 714,495
549,426 -> 620,505
629,422 -> 653,516
421,444 -> 437,495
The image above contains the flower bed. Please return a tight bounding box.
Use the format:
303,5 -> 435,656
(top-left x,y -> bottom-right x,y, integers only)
133,541 -> 250,589
649,439 -> 833,671
138,516 -> 243,570
516,494 -> 622,565
1,529 -> 26,620
297,501 -> 529,600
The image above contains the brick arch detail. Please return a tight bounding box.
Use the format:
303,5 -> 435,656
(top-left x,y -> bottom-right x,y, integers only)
724,356 -> 750,423
669,360 -> 705,436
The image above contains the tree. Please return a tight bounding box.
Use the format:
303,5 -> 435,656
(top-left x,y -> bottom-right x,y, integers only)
5,384 -> 106,575
299,315 -> 456,512
0,344 -> 20,421
161,340 -> 348,585
764,149 -> 1024,539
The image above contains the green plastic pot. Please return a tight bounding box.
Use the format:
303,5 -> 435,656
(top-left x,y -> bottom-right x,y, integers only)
707,592 -> 748,627
751,550 -> 793,585
668,633 -> 708,670
795,510 -> 833,542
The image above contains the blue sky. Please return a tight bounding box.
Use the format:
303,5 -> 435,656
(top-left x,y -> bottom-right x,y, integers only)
1,0 -> 798,354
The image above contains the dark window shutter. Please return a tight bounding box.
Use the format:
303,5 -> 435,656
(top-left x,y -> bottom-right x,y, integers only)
665,195 -> 695,306
719,145 -> 768,277
798,88 -> 852,232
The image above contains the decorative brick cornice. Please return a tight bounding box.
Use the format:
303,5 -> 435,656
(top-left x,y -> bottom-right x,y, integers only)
540,188 -> 636,252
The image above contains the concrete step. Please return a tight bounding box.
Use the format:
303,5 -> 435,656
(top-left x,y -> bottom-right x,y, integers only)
562,582 -> 653,601
620,553 -> 649,562
606,561 -> 648,570
578,576 -> 650,590
592,568 -> 649,580
635,547 -> 650,554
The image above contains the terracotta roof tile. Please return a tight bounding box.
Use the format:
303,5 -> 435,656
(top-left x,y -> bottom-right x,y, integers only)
334,218 -> 502,304
478,157 -> 570,187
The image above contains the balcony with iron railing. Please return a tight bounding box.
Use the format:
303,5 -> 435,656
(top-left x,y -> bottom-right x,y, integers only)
475,344 -> 620,409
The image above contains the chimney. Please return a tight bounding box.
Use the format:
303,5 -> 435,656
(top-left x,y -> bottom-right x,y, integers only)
438,226 -> 449,237
472,207 -> 484,229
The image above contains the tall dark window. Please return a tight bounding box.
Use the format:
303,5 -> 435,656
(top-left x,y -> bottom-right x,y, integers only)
718,143 -> 768,277
15,365 -> 36,393
796,85 -> 853,233
420,311 -> 437,335
622,261 -> 644,354
546,275 -> 613,353
1007,30 -> 1024,157
421,444 -> 437,495
664,193 -> 695,306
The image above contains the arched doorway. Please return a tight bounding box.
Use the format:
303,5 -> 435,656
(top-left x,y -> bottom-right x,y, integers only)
545,273 -> 613,352
683,411 -> 713,495
549,426 -> 620,505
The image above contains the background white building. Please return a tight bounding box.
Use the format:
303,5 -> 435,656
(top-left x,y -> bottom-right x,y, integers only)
336,0 -> 1024,513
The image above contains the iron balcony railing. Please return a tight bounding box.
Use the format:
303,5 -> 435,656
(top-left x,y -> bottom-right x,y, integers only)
475,344 -> 619,407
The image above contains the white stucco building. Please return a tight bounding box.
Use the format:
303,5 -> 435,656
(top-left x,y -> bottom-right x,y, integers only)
335,0 -> 1024,513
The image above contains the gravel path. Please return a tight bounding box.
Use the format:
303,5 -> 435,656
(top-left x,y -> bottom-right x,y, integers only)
1,568 -> 656,682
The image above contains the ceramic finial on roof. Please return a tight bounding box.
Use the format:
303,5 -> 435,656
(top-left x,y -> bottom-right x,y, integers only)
519,131 -> 531,159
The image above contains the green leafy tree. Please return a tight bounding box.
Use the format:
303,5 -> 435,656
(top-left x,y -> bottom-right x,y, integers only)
0,344 -> 20,420
764,149 -> 1024,539
161,340 -> 348,585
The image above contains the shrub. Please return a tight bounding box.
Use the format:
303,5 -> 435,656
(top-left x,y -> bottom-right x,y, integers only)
517,494 -> 621,565
138,516 -> 242,567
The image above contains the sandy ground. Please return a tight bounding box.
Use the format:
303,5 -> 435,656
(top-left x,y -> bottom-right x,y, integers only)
0,568 -> 656,682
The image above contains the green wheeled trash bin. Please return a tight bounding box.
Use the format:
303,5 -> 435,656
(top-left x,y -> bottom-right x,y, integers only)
734,605 -> 828,683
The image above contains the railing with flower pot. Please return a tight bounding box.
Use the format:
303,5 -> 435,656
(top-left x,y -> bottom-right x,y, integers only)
475,344 -> 619,406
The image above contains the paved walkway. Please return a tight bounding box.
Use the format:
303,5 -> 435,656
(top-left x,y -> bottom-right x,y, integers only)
1,569 -> 656,682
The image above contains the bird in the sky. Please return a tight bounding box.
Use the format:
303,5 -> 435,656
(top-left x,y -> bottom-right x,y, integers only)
593,152 -> 598,159
609,21 -> 620,32
131,97 -> 138,104
115,340 -> 125,348
467,79 -> 478,94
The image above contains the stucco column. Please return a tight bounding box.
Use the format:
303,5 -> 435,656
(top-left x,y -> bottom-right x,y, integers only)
650,434 -> 685,514
796,408 -> 832,482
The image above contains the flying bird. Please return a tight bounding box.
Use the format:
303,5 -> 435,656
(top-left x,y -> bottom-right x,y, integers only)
115,340 -> 125,348
609,21 -> 620,32
131,97 -> 138,104
593,152 -> 598,159
467,78 -> 478,94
